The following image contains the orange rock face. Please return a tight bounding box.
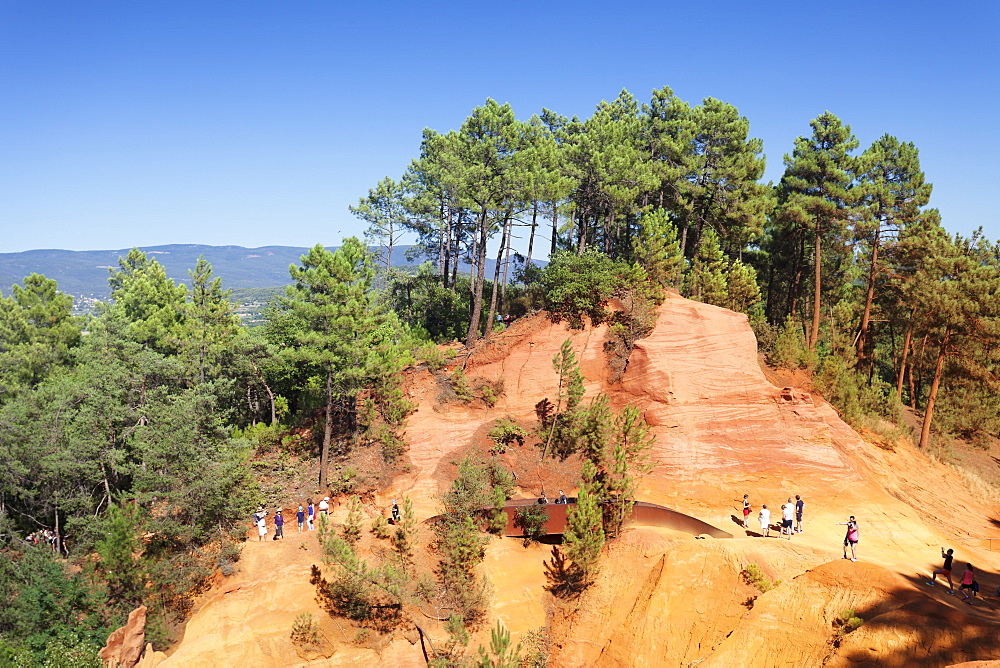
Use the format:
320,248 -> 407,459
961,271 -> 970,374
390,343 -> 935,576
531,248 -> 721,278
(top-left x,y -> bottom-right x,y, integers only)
141,294 -> 1000,666
99,605 -> 147,668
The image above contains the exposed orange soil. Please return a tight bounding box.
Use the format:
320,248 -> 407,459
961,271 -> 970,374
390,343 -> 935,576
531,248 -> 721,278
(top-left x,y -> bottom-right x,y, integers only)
139,293 -> 1000,667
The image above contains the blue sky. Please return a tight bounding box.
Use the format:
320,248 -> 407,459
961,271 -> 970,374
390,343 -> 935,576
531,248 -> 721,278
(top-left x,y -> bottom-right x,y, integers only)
1,1 -> 996,254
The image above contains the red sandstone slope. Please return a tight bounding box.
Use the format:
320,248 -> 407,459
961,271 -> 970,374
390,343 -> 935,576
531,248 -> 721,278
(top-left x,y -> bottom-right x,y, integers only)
141,293 -> 1000,667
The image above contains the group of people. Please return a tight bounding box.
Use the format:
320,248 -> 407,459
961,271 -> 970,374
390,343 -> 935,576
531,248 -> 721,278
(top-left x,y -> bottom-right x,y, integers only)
743,494 -> 805,540
252,496 -> 332,541
928,547 -> 986,605
538,490 -> 570,505
740,494 -> 862,560
24,528 -> 61,553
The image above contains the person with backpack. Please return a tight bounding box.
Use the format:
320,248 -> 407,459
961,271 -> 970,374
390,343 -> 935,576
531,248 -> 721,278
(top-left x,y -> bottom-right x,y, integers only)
839,516 -> 859,561
960,564 -> 977,604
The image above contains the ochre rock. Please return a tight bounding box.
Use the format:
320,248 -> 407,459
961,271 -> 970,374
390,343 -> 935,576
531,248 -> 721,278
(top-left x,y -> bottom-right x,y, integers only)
99,605 -> 147,668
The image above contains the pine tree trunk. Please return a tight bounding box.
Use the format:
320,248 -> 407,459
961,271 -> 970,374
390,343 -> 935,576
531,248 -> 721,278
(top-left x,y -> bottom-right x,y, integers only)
466,207 -> 490,346
526,202 -> 538,267
810,224 -> 822,349
550,201 -> 560,256
895,311 -> 916,402
918,327 -> 951,449
857,233 -> 880,363
320,369 -> 334,490
486,216 -> 510,337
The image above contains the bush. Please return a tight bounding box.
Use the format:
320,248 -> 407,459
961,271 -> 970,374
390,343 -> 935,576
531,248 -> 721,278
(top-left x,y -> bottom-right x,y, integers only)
488,417 -> 527,454
515,505 -> 549,546
290,612 -> 320,645
417,344 -> 455,371
741,564 -> 781,593
834,609 -> 864,635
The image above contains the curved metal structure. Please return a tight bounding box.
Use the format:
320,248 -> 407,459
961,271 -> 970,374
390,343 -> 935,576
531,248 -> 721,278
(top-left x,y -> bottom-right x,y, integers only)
497,498 -> 732,539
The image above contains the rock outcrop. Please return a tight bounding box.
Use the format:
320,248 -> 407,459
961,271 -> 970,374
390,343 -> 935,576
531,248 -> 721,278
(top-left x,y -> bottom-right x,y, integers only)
100,605 -> 147,668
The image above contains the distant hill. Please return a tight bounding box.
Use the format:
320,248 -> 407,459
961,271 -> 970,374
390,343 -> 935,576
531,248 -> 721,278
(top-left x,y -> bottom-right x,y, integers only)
0,244 -> 540,305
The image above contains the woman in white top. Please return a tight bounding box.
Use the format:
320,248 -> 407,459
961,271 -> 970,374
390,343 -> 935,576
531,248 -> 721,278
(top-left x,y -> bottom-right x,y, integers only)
781,504 -> 794,539
758,505 -> 771,537
256,512 -> 268,541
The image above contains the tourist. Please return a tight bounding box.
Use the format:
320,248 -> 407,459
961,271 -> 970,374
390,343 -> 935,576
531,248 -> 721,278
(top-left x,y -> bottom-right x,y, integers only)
296,506 -> 305,533
839,516 -> 859,561
795,495 -> 804,533
742,494 -> 751,529
307,499 -> 315,530
274,509 -> 284,539
759,504 -> 771,537
781,503 -> 794,539
959,563 -> 977,604
391,499 -> 400,523
557,490 -> 568,504
256,511 -> 268,541
318,497 -> 330,518
928,547 -> 955,593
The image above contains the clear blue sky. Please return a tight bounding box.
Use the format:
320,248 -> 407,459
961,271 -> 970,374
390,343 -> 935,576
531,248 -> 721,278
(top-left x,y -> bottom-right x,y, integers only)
1,1 -> 996,254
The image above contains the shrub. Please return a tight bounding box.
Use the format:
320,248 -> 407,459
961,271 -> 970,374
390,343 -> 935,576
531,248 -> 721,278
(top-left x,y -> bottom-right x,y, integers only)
450,368 -> 475,403
290,612 -> 320,645
834,609 -> 864,635
370,514 -> 391,540
417,344 -> 455,371
515,505 -> 549,546
488,417 -> 527,454
741,564 -> 781,593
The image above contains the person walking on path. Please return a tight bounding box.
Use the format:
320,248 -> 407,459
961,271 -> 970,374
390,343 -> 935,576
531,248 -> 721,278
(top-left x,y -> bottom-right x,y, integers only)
391,499 -> 401,523
274,509 -> 284,539
256,511 -> 268,541
795,495 -> 804,533
781,503 -> 794,539
741,494 -> 751,529
927,547 -> 955,593
839,516 -> 860,561
296,506 -> 306,533
960,563 -> 977,604
758,504 -> 771,537
318,497 -> 330,518
307,499 -> 315,530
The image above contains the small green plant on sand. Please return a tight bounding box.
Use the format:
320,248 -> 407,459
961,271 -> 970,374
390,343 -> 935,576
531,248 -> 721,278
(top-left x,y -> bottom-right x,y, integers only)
741,563 -> 781,593
488,417 -> 527,455
834,609 -> 864,635
290,612 -> 320,645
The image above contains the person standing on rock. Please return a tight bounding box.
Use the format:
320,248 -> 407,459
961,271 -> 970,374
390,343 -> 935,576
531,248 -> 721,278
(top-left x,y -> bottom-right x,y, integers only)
839,516 -> 859,560
256,511 -> 268,541
274,509 -> 284,540
741,494 -> 751,529
795,495 -> 804,533
781,503 -> 794,539
928,547 -> 955,593
307,499 -> 315,530
296,506 -> 306,533
758,504 -> 771,537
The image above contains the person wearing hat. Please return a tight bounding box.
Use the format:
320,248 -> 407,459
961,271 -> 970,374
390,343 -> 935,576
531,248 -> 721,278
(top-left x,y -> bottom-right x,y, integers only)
256,510 -> 268,541
391,499 -> 400,523
296,506 -> 306,533
318,497 -> 330,516
274,509 -> 284,539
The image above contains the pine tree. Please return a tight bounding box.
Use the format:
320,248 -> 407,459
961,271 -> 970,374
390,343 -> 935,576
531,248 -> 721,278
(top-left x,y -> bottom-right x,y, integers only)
724,261 -> 762,314
350,176 -> 410,271
685,227 -> 728,305
777,113 -> 858,349
633,209 -> 684,291
853,135 -> 932,367
181,256 -> 240,384
562,459 -> 605,581
102,248 -> 187,354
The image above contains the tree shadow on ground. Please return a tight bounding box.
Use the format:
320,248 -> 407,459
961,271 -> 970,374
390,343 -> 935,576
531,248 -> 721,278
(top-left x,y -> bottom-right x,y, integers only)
543,546 -> 588,600
830,572 -> 1000,666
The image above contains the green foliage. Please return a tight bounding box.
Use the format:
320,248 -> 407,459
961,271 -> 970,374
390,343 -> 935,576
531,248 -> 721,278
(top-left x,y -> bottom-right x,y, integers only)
0,546 -> 111,664
488,417 -> 527,454
539,250 -> 649,328
418,343 -> 456,371
475,620 -> 524,668
834,609 -> 864,635
741,564 -> 781,593
290,612 -> 321,645
94,502 -> 144,607
633,209 -> 684,290
770,317 -> 810,370
514,505 -> 549,545
392,497 -> 418,567
562,460 -> 605,582
371,513 -> 391,540
685,228 -> 728,305
449,368 -> 475,403
342,495 -> 364,546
